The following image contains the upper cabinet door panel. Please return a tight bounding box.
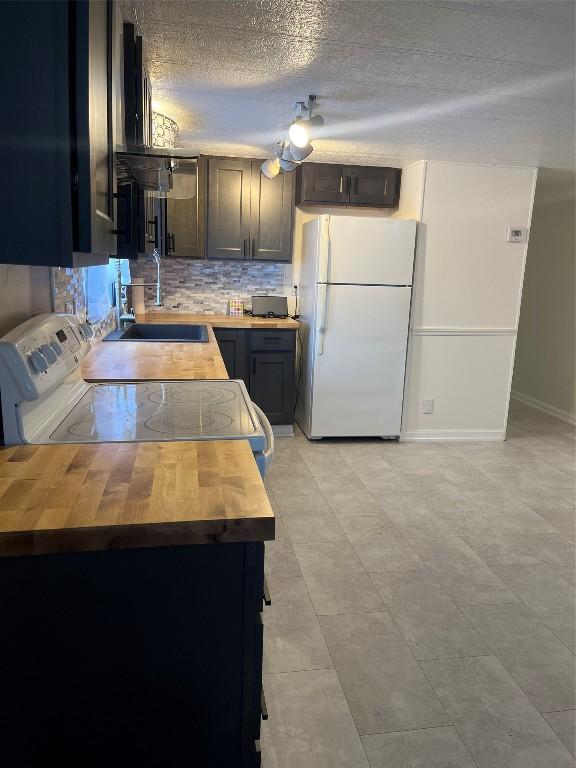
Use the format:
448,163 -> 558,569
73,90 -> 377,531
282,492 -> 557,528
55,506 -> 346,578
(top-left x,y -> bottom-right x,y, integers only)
207,158 -> 252,260
165,158 -> 206,259
123,23 -> 152,150
297,163 -> 349,205
76,0 -> 116,257
250,164 -> 294,262
349,166 -> 401,207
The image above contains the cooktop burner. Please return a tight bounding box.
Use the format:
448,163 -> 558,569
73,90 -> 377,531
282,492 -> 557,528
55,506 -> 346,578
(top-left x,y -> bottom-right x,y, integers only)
49,380 -> 259,444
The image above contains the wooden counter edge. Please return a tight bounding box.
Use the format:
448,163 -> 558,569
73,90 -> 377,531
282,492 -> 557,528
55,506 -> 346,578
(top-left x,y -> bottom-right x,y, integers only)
0,515 -> 275,558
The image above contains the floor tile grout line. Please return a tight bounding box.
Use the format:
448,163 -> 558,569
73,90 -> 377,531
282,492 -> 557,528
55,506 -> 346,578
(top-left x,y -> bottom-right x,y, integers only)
291,538 -> 374,767
456,604 -> 576,716
418,652 -> 576,763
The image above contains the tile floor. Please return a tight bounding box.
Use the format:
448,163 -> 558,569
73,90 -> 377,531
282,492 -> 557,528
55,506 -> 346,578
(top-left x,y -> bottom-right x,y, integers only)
260,401 -> 576,768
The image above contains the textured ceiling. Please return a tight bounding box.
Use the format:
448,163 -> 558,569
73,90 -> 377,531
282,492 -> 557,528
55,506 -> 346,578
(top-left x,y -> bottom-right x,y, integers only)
122,0 -> 575,168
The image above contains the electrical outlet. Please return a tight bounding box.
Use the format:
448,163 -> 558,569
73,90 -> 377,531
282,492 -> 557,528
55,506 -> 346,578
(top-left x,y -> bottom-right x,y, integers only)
506,226 -> 527,243
423,398 -> 435,415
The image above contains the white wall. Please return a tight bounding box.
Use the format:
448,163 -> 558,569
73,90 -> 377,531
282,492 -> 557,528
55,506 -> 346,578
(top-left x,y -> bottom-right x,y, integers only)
401,161 -> 537,441
511,168 -> 576,424
0,266 -> 52,337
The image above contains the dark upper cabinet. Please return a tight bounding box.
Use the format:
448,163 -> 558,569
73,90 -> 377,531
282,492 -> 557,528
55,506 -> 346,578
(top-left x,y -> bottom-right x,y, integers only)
207,157 -> 294,262
1,0 -> 117,267
348,166 -> 400,207
207,157 -> 252,260
116,184 -> 157,259
295,163 -> 349,205
250,165 -> 295,262
164,157 -> 206,259
296,163 -> 401,208
123,23 -> 152,150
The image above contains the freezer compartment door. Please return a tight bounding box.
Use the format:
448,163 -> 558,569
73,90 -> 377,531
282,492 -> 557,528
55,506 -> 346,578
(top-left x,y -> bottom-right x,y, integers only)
323,216 -> 416,285
310,284 -> 412,437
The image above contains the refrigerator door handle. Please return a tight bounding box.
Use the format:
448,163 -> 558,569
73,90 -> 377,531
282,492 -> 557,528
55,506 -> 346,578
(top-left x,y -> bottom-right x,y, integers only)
315,283 -> 328,355
319,217 -> 332,283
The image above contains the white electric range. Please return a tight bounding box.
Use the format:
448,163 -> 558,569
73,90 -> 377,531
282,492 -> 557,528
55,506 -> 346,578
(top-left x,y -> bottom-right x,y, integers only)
0,314 -> 273,475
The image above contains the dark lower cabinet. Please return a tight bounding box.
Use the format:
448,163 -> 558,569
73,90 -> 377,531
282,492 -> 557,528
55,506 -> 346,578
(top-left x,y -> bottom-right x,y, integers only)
214,328 -> 249,381
0,542 -> 266,767
250,352 -> 295,424
296,162 -> 401,208
214,328 -> 296,424
2,0 -> 118,267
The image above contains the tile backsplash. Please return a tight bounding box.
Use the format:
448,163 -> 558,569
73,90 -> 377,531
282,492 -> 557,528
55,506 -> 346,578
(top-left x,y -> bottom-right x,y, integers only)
52,267 -> 116,339
130,257 -> 286,314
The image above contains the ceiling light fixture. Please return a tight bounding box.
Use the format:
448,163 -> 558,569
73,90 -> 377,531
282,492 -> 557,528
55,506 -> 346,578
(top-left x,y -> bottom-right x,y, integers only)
285,142 -> 313,162
260,96 -> 325,177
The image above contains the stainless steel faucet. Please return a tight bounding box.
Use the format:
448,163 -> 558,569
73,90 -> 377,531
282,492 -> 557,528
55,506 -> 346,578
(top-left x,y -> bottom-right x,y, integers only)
153,249 -> 162,306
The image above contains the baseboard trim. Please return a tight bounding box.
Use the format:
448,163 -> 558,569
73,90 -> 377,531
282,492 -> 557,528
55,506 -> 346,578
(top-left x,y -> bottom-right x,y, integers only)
272,424 -> 294,437
400,429 -> 506,442
511,391 -> 576,426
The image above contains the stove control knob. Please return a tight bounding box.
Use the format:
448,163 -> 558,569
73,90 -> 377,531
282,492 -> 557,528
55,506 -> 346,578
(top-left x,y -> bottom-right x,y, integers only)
27,350 -> 49,374
39,344 -> 58,365
50,341 -> 63,357
79,322 -> 94,339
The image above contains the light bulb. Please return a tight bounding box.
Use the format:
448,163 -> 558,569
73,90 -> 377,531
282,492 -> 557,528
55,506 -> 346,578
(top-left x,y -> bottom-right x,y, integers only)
289,119 -> 310,148
261,157 -> 280,179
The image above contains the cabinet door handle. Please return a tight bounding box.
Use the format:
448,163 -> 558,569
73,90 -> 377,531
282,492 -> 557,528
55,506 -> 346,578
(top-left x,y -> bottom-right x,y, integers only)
263,575 -> 271,606
339,175 -> 343,194
252,238 -> 256,259
345,175 -> 351,194
148,217 -> 159,248
169,233 -> 176,252
384,178 -> 388,197
243,239 -> 247,259
261,688 -> 269,721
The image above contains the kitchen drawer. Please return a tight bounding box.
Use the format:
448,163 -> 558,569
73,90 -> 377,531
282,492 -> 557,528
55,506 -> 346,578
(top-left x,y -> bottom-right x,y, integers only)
250,330 -> 295,352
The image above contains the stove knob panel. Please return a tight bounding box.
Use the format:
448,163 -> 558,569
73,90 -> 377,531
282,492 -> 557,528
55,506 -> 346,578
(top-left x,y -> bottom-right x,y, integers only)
50,341 -> 63,357
27,350 -> 49,374
39,344 -> 58,365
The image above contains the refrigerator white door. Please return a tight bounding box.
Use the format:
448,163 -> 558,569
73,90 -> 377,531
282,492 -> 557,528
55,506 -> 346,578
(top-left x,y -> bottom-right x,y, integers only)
309,284 -> 412,438
324,216 -> 416,285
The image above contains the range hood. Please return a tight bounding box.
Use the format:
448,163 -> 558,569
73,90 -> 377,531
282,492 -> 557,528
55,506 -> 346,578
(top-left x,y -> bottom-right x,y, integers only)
116,148 -> 200,196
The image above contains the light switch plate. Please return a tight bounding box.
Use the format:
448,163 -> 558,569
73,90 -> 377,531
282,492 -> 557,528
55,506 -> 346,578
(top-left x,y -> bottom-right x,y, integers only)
506,226 -> 528,243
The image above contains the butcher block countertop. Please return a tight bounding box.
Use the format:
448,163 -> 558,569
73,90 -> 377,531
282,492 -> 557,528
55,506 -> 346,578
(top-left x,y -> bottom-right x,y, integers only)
0,313 -> 291,557
82,314 -> 299,382
82,323 -> 229,381
143,312 -> 300,329
0,440 -> 274,557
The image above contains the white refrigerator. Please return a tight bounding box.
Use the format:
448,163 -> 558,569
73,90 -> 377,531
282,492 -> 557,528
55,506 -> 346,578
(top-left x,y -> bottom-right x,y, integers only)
295,214 -> 417,439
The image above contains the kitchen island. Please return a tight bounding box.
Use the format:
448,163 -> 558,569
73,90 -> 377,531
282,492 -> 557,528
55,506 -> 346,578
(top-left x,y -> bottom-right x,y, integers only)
0,315 -> 285,768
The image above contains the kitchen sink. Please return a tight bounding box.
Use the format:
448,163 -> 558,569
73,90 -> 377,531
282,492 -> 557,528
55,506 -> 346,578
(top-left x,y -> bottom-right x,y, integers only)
103,323 -> 209,343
